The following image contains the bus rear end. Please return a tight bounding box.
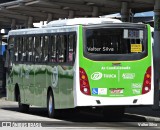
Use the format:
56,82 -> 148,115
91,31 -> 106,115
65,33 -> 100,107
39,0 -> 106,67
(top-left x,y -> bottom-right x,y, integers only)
76,23 -> 153,107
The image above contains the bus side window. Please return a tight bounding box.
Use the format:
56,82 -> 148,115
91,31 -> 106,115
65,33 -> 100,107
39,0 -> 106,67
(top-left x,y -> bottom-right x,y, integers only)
34,36 -> 42,62
8,37 -> 15,66
22,37 -> 27,62
27,37 -> 34,62
57,35 -> 65,63
13,37 -> 18,62
20,37 -> 23,62
68,34 -> 74,62
50,35 -> 57,63
17,37 -> 23,62
42,36 -> 49,62
68,34 -> 76,62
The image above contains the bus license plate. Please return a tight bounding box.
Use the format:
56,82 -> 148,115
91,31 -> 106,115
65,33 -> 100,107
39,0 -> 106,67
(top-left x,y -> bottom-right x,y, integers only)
110,88 -> 124,94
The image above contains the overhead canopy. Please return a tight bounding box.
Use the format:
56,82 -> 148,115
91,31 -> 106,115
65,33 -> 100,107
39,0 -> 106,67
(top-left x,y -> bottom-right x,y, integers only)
0,0 -> 155,29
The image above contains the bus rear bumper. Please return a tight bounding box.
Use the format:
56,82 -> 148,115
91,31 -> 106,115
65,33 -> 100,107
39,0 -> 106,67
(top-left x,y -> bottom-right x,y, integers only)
75,91 -> 154,107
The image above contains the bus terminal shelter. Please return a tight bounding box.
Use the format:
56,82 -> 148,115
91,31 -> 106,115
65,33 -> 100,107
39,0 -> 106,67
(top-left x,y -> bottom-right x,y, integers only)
0,0 -> 160,109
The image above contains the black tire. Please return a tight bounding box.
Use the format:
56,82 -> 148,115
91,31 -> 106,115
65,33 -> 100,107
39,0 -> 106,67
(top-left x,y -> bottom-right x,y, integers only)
18,93 -> 29,113
102,106 -> 125,121
47,90 -> 59,118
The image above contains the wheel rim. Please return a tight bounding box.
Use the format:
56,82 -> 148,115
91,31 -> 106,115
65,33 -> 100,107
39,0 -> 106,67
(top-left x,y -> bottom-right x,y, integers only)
49,95 -> 53,114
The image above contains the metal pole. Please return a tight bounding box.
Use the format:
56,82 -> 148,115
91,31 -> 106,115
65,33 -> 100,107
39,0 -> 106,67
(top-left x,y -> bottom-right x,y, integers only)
47,13 -> 53,24
121,2 -> 129,22
153,0 -> 160,110
11,19 -> 16,30
92,6 -> 99,17
28,17 -> 33,28
68,10 -> 74,18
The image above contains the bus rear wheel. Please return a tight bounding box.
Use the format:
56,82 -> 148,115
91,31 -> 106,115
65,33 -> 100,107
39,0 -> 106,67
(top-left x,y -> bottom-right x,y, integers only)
18,93 -> 29,113
47,91 -> 59,118
102,106 -> 125,121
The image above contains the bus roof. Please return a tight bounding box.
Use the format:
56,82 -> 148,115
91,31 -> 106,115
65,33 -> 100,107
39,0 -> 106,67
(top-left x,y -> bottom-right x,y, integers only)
47,18 -> 122,27
8,25 -> 78,36
8,18 -> 147,36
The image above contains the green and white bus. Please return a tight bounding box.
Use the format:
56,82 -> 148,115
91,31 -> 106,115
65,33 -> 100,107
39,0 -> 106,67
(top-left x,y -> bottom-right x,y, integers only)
6,18 -> 153,118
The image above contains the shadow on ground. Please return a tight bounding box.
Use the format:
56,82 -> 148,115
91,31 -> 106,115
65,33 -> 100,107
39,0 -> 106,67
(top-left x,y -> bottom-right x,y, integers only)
1,106 -> 147,123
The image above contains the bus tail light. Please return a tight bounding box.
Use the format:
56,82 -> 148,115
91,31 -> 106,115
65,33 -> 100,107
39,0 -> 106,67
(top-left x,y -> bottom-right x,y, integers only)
142,66 -> 151,94
79,67 -> 91,95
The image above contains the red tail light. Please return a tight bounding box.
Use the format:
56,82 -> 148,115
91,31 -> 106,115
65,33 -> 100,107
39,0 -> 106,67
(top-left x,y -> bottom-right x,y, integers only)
142,66 -> 151,94
79,67 -> 91,95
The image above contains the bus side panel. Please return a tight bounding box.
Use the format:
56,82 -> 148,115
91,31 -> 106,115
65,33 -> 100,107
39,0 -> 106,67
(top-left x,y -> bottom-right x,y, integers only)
58,65 -> 74,109
43,66 -> 51,108
34,65 -> 46,106
6,60 -> 14,101
22,64 -> 35,105
46,65 -> 60,109
15,65 -> 25,104
7,79 -> 14,101
66,66 -> 75,108
7,64 -> 25,103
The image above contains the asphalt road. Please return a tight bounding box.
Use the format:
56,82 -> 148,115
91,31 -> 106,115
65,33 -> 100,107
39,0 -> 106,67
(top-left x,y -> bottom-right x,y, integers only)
0,96 -> 160,130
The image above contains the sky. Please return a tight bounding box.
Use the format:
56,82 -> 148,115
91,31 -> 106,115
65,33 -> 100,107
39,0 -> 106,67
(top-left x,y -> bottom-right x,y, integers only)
135,11 -> 153,17
105,11 -> 154,18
